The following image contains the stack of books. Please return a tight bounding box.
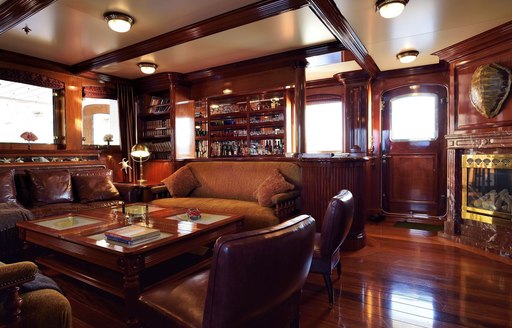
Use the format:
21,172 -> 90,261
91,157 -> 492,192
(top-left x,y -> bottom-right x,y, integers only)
105,225 -> 160,245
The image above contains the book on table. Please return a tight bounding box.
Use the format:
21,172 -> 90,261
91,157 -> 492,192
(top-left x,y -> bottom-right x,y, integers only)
105,225 -> 160,244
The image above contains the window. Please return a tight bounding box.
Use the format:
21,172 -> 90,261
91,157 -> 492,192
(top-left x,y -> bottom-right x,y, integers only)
82,98 -> 120,146
0,73 -> 65,145
390,93 -> 438,141
305,100 -> 343,153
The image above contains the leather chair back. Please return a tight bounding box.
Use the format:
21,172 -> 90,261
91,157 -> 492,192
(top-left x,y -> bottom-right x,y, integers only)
318,189 -> 354,259
203,214 -> 315,328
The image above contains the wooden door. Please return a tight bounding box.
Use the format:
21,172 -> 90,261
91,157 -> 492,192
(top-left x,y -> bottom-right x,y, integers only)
381,85 -> 447,217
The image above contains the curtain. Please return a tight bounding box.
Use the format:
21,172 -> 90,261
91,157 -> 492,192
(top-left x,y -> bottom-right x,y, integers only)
117,84 -> 136,182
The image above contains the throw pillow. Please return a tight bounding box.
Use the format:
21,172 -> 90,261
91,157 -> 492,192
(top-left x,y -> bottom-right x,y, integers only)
28,170 -> 74,206
72,175 -> 120,203
253,169 -> 294,207
161,166 -> 200,197
0,169 -> 16,203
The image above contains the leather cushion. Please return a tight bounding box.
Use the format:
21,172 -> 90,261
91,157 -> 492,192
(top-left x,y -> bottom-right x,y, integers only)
27,170 -> 74,206
72,174 -> 120,203
0,169 -> 16,202
253,169 -> 294,207
161,166 -> 200,197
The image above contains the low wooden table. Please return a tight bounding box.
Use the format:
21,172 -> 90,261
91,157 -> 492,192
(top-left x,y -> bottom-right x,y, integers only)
17,204 -> 243,327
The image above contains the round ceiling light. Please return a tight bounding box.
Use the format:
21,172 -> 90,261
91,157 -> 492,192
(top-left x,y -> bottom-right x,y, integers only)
376,0 -> 409,19
396,50 -> 419,64
138,62 -> 158,74
104,12 -> 134,33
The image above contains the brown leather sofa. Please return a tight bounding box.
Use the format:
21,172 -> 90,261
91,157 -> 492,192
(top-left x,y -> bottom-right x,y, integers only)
0,163 -> 141,262
12,164 -> 141,218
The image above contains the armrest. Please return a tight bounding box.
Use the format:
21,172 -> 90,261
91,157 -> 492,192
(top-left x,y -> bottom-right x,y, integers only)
0,261 -> 37,290
113,183 -> 144,203
271,190 -> 301,205
272,190 -> 301,221
150,184 -> 171,199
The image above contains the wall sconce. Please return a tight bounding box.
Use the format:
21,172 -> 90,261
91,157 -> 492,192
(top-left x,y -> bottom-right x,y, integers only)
396,50 -> 419,63
376,0 -> 408,19
138,62 -> 158,74
104,12 -> 134,33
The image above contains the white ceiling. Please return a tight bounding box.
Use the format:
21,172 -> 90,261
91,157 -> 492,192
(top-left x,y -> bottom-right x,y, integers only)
0,0 -> 511,80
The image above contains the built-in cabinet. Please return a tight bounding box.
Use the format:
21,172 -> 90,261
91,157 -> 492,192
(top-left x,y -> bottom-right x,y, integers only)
138,92 -> 173,159
207,90 -> 286,158
138,88 -> 288,160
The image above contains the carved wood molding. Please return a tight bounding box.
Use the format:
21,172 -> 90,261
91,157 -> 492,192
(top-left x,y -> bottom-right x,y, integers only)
433,20 -> 512,64
82,86 -> 117,99
0,68 -> 64,89
446,132 -> 512,149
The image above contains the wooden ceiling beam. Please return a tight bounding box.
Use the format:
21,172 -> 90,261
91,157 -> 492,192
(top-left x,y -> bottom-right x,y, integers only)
71,0 -> 310,74
0,0 -> 57,35
307,0 -> 380,78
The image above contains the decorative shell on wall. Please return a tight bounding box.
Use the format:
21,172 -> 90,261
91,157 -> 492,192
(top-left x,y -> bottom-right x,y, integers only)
470,63 -> 512,118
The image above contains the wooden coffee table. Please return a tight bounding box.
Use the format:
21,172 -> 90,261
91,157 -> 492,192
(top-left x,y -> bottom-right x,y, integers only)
17,204 -> 243,327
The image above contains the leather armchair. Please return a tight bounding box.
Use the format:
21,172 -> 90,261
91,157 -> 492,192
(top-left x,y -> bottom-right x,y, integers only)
309,189 -> 354,307
138,214 -> 316,328
0,261 -> 72,328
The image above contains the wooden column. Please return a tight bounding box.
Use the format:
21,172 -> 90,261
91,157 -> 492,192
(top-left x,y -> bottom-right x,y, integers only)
293,60 -> 308,155
335,71 -> 370,153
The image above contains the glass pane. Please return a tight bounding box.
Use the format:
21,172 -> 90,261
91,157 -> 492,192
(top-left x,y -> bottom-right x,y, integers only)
390,94 -> 437,141
305,102 -> 343,153
82,98 -> 120,145
0,79 -> 55,144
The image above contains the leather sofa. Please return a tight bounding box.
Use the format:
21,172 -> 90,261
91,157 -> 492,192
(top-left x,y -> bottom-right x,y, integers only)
12,164 -> 140,218
150,161 -> 301,230
0,163 -> 141,262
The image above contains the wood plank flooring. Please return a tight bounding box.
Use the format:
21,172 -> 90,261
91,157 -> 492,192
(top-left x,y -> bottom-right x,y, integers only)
301,223 -> 512,328
70,222 -> 511,327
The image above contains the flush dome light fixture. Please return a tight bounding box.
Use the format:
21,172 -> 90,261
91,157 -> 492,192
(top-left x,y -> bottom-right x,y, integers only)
376,0 -> 408,19
138,62 -> 157,74
396,50 -> 419,63
104,12 -> 134,33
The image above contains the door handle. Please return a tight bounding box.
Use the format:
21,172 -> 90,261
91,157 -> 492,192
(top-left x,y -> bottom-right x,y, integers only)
382,154 -> 391,158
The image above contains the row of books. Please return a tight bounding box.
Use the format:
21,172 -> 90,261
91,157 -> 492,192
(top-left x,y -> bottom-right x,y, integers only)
150,96 -> 170,106
147,104 -> 171,114
104,225 -> 160,245
147,141 -> 172,152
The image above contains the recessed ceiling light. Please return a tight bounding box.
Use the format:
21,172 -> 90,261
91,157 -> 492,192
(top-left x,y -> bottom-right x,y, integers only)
104,12 -> 134,33
376,0 -> 408,19
138,63 -> 157,74
396,50 -> 419,63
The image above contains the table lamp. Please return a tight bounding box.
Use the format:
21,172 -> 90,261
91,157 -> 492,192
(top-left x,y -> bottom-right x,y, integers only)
130,143 -> 150,184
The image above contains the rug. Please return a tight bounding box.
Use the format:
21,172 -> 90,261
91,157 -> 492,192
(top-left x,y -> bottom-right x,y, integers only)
393,221 -> 444,232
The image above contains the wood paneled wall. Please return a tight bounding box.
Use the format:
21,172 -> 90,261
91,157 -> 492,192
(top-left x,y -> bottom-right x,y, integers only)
299,158 -> 366,250
436,21 -> 512,257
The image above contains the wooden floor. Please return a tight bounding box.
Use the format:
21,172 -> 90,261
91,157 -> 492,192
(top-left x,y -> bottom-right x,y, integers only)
70,222 -> 512,328
300,223 -> 512,328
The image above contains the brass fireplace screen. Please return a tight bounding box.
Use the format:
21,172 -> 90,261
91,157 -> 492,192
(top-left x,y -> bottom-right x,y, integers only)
462,154 -> 512,224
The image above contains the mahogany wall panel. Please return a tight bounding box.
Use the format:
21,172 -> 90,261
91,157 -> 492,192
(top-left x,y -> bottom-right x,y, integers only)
453,50 -> 512,132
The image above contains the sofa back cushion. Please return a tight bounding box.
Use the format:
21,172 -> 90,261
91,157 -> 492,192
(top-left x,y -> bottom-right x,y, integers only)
72,169 -> 121,203
0,169 -> 16,203
27,170 -> 74,206
187,162 -> 301,202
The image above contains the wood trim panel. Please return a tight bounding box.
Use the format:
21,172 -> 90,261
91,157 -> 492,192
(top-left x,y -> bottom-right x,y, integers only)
72,0 -> 310,74
308,0 -> 380,78
300,159 -> 366,250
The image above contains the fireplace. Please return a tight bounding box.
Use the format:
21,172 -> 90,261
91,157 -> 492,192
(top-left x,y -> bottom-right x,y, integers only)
462,154 -> 512,223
